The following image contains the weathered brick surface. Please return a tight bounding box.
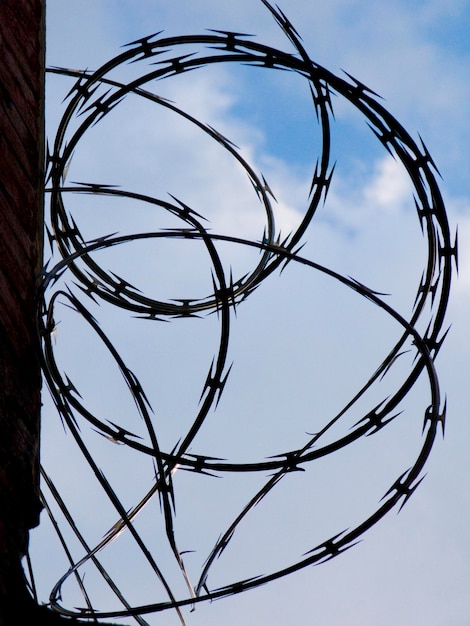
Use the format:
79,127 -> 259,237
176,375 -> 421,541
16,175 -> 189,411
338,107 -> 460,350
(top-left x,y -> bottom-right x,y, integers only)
0,0 -> 45,610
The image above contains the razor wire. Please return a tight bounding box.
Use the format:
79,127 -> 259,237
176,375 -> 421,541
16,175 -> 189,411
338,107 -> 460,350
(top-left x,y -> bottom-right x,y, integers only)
36,1 -> 456,623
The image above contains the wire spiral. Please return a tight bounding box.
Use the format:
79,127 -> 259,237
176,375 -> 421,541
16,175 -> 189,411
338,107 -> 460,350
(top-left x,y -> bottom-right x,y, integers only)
37,2 -> 456,623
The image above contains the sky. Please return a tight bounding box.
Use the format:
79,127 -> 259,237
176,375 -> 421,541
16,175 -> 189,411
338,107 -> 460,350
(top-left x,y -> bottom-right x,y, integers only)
30,1 -> 470,624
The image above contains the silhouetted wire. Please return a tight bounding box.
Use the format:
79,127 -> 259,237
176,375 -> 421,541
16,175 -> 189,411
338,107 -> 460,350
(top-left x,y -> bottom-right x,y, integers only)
37,1 -> 455,622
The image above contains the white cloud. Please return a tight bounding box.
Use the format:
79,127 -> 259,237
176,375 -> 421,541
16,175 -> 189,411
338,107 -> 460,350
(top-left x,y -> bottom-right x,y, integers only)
364,155 -> 413,210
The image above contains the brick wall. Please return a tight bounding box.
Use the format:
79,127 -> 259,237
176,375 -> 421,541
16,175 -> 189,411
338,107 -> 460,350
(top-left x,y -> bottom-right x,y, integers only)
0,0 -> 45,609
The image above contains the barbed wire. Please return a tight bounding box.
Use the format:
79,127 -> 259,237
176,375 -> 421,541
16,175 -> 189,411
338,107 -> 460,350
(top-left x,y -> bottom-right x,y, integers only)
35,1 -> 456,623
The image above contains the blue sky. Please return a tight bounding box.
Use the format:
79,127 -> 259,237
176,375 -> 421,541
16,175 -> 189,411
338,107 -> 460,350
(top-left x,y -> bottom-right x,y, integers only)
33,1 -> 470,624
